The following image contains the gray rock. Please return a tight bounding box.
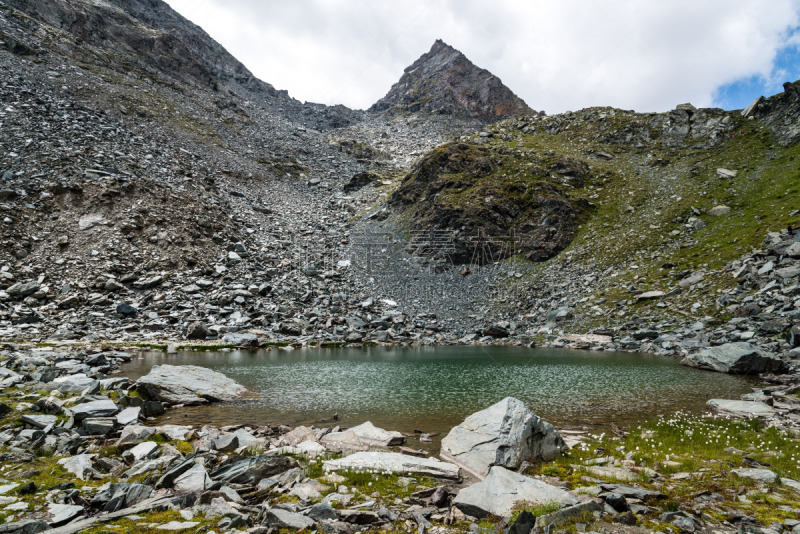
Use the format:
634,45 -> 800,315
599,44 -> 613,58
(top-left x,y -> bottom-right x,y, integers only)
782,478 -> 800,493
136,365 -> 247,405
155,521 -> 200,530
0,519 -> 50,533
57,454 -> 95,480
21,414 -> 57,429
82,417 -> 116,436
48,503 -> 84,527
636,291 -> 665,301
440,397 -> 566,478
155,454 -> 197,489
132,275 -> 163,290
6,281 -> 41,297
122,441 -> 159,463
51,374 -> 98,394
320,430 -> 369,452
452,466 -> 578,518
706,399 -> 775,418
221,332 -> 259,345
185,321 -> 208,340
262,508 -> 315,530
210,454 -> 295,484
71,399 -> 119,421
323,451 -> 460,479
115,407 -> 141,426
546,307 -> 573,322
173,464 -> 212,494
92,483 -> 153,512
680,342 -> 787,374
708,205 -> 731,216
535,500 -> 603,528
322,421 -> 404,450
777,265 -> 800,279
732,468 -> 779,484
307,502 -> 338,521
599,484 -> 666,502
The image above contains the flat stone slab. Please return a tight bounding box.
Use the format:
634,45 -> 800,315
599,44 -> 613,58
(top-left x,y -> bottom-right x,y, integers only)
52,374 -> 98,393
453,466 -> 578,518
71,399 -> 119,421
136,365 -> 247,405
48,503 -> 84,527
21,414 -> 57,429
321,421 -> 404,451
681,342 -> 787,374
323,451 -> 460,480
732,468 -> 779,484
156,521 -> 200,530
706,399 -> 775,418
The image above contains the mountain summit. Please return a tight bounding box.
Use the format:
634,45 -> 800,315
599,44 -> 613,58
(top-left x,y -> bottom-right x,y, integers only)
370,39 -> 532,122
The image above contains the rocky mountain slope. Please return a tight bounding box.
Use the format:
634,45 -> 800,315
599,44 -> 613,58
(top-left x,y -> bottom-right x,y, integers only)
370,39 -> 532,122
0,0 -> 798,374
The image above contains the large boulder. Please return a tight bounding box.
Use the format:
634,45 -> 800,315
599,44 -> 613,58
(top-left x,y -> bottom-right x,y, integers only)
136,365 -> 247,405
452,466 -> 578,518
680,342 -> 787,374
440,397 -> 566,478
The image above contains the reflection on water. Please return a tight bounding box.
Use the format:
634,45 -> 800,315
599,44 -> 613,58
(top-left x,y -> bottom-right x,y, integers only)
123,345 -> 757,436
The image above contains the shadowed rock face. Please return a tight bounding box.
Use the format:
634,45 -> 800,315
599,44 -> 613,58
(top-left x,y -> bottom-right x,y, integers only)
370,39 -> 532,122
389,141 -> 590,265
745,80 -> 800,147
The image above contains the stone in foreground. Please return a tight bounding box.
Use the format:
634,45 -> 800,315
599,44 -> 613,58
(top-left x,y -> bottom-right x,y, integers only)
706,399 -> 775,418
452,466 -> 578,518
680,342 -> 787,374
440,397 -> 566,478
322,451 -> 460,480
136,365 -> 247,405
732,468 -> 779,484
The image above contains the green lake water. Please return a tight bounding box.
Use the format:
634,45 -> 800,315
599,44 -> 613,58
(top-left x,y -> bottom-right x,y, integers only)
123,345 -> 758,438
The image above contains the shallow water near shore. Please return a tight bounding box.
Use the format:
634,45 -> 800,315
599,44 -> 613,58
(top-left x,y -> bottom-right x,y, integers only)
123,345 -> 758,439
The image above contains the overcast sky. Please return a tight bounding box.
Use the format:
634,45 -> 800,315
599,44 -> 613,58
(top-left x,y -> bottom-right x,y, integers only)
164,0 -> 800,114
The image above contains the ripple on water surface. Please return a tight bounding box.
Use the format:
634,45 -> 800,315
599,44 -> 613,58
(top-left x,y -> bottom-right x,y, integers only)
123,345 -> 757,434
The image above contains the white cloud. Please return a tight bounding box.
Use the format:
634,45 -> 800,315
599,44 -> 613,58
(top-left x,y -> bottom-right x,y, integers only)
164,0 -> 800,113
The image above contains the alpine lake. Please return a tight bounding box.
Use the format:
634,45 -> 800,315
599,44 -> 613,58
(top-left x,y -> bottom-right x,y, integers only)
123,345 -> 757,447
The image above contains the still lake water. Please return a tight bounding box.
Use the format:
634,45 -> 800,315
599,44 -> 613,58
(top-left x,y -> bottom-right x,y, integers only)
123,346 -> 758,437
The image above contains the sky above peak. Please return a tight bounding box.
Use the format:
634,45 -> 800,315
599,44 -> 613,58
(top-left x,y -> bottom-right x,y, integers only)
164,0 -> 800,114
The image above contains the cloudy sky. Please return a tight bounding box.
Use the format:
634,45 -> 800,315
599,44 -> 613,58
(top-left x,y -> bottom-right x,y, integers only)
164,0 -> 800,114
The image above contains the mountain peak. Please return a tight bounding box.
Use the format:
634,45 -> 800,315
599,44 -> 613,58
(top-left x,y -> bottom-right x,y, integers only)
370,40 -> 531,122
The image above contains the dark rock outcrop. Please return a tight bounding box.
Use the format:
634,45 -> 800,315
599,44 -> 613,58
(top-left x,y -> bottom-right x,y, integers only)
370,39 -> 531,122
742,80 -> 800,146
389,141 -> 591,264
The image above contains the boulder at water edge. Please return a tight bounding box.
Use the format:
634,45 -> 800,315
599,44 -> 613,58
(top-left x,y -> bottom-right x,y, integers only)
136,365 -> 247,405
452,466 -> 578,518
440,397 -> 567,479
680,342 -> 787,374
